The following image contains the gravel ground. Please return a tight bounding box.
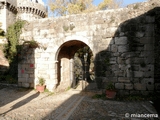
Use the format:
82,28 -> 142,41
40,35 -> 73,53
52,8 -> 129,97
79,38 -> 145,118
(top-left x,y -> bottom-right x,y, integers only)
0,85 -> 159,120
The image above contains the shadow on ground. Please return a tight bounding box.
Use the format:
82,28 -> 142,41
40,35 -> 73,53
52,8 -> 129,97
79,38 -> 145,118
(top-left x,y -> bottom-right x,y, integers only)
0,90 -> 40,115
0,86 -> 34,108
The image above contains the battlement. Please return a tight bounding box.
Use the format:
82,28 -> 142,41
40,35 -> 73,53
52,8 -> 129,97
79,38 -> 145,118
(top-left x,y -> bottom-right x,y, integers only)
0,0 -> 47,31
17,1 -> 46,18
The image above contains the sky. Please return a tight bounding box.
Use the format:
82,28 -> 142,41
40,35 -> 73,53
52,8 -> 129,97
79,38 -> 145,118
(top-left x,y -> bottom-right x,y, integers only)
42,0 -> 147,7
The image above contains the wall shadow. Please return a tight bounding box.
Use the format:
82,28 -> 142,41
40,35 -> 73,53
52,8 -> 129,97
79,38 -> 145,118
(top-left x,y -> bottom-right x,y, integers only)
95,7 -> 159,96
42,6 -> 160,120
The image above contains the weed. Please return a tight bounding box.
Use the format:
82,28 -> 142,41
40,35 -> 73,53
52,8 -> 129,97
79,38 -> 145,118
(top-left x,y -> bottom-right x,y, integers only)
63,25 -> 69,31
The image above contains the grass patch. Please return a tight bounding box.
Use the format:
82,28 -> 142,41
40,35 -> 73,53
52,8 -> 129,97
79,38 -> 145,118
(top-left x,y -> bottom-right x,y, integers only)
44,89 -> 54,95
65,86 -> 71,91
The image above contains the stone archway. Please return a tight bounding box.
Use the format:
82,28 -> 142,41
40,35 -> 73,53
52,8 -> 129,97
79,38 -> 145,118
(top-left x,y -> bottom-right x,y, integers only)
55,40 -> 93,92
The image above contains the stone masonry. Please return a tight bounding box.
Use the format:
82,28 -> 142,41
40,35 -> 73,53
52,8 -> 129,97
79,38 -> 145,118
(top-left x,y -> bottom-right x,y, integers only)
16,0 -> 160,94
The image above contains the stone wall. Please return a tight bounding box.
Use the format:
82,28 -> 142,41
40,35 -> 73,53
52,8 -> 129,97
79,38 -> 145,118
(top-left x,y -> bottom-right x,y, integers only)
18,0 -> 160,94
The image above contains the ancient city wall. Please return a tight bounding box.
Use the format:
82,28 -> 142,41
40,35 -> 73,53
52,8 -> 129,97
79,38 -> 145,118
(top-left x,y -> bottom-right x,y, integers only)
17,0 -> 160,94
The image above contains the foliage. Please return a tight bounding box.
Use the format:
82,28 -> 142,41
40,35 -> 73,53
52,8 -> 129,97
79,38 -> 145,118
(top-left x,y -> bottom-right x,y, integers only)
106,82 -> 115,90
4,20 -> 26,63
98,0 -> 111,10
48,0 -> 123,16
2,20 -> 26,80
65,86 -> 71,91
38,77 -> 45,86
0,75 -> 17,84
107,0 -> 123,9
23,40 -> 40,48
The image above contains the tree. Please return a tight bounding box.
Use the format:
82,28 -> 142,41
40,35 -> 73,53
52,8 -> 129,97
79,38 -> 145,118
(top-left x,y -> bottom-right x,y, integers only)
107,0 -> 124,9
48,0 -> 123,16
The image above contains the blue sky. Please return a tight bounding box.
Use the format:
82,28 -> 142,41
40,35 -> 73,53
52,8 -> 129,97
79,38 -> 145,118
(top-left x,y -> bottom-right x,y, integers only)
42,0 -> 146,7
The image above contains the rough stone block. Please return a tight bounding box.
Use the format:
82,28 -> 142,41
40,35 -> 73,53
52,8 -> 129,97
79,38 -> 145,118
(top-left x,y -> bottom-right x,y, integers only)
41,53 -> 50,58
35,53 -> 41,58
115,83 -> 124,89
118,77 -> 130,82
146,85 -> 154,90
117,90 -> 129,96
26,69 -> 34,74
144,44 -> 154,51
144,57 -> 154,64
118,45 -> 129,52
114,71 -> 123,77
146,24 -> 154,32
30,83 -> 34,88
136,32 -> 144,38
118,64 -> 126,70
115,37 -> 127,45
117,57 -> 125,64
22,83 -> 30,88
146,16 -> 155,23
103,77 -> 117,82
134,71 -> 144,77
111,64 -> 119,71
28,78 -> 34,83
139,37 -> 154,44
111,45 -> 118,52
125,83 -> 133,90
18,82 -> 22,87
130,91 -> 140,95
132,65 -> 139,71
134,83 -> 146,91
143,71 -> 154,78
109,57 -> 117,64
37,64 -> 48,69
22,74 -> 29,78
121,52 -> 136,59
18,77 -> 26,82
141,91 -> 151,96
29,74 -> 34,78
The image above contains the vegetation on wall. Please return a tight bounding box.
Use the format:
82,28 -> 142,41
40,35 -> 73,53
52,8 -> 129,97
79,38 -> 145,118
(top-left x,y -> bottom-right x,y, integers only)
4,20 -> 26,63
2,20 -> 26,82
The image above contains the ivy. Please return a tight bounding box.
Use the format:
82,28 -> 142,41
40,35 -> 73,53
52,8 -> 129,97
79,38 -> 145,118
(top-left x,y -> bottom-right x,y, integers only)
4,20 -> 26,63
2,20 -> 26,80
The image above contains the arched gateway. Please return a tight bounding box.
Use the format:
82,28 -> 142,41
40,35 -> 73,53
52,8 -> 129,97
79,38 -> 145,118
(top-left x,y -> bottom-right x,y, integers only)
55,40 -> 93,91
18,0 -> 158,94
